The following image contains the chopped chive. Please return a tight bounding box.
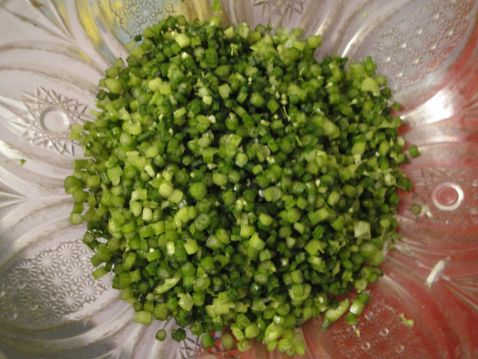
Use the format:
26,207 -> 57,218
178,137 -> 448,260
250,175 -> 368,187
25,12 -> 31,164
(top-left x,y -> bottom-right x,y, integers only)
68,15 -> 412,357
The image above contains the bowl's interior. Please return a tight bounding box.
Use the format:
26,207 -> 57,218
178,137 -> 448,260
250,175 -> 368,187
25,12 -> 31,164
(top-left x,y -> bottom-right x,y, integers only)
0,1 -> 477,358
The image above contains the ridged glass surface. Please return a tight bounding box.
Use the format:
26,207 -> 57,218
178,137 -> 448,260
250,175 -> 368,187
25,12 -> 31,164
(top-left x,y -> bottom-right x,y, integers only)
0,1 -> 477,358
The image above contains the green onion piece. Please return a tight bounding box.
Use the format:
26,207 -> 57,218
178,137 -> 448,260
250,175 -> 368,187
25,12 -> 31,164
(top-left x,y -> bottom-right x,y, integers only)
264,323 -> 284,342
354,221 -> 371,239
202,333 -> 215,348
134,311 -> 153,325
221,332 -> 234,349
411,203 -> 422,215
408,145 -> 420,158
190,182 -> 207,200
322,299 -> 350,329
156,329 -> 167,341
174,33 -> 191,48
172,328 -> 186,342
105,78 -> 122,94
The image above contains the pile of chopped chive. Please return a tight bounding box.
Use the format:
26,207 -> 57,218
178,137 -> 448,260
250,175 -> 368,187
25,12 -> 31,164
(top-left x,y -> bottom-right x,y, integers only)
66,15 -> 414,356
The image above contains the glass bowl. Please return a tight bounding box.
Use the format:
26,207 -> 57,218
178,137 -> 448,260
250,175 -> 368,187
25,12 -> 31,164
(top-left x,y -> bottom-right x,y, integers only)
0,1 -> 477,358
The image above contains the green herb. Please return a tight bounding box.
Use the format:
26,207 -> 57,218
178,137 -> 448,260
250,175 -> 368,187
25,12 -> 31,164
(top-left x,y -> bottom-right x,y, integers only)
408,145 -> 420,158
399,313 -> 415,327
411,203 -> 422,215
66,15 -> 413,356
172,328 -> 186,342
202,333 -> 215,348
155,329 -> 167,341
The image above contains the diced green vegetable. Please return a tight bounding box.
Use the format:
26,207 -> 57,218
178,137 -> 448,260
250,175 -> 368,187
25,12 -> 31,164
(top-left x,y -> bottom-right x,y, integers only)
67,14 -> 414,357
411,203 -> 422,215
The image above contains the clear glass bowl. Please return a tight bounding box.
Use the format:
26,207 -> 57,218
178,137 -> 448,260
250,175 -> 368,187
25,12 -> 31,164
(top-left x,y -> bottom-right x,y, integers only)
0,1 -> 477,358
